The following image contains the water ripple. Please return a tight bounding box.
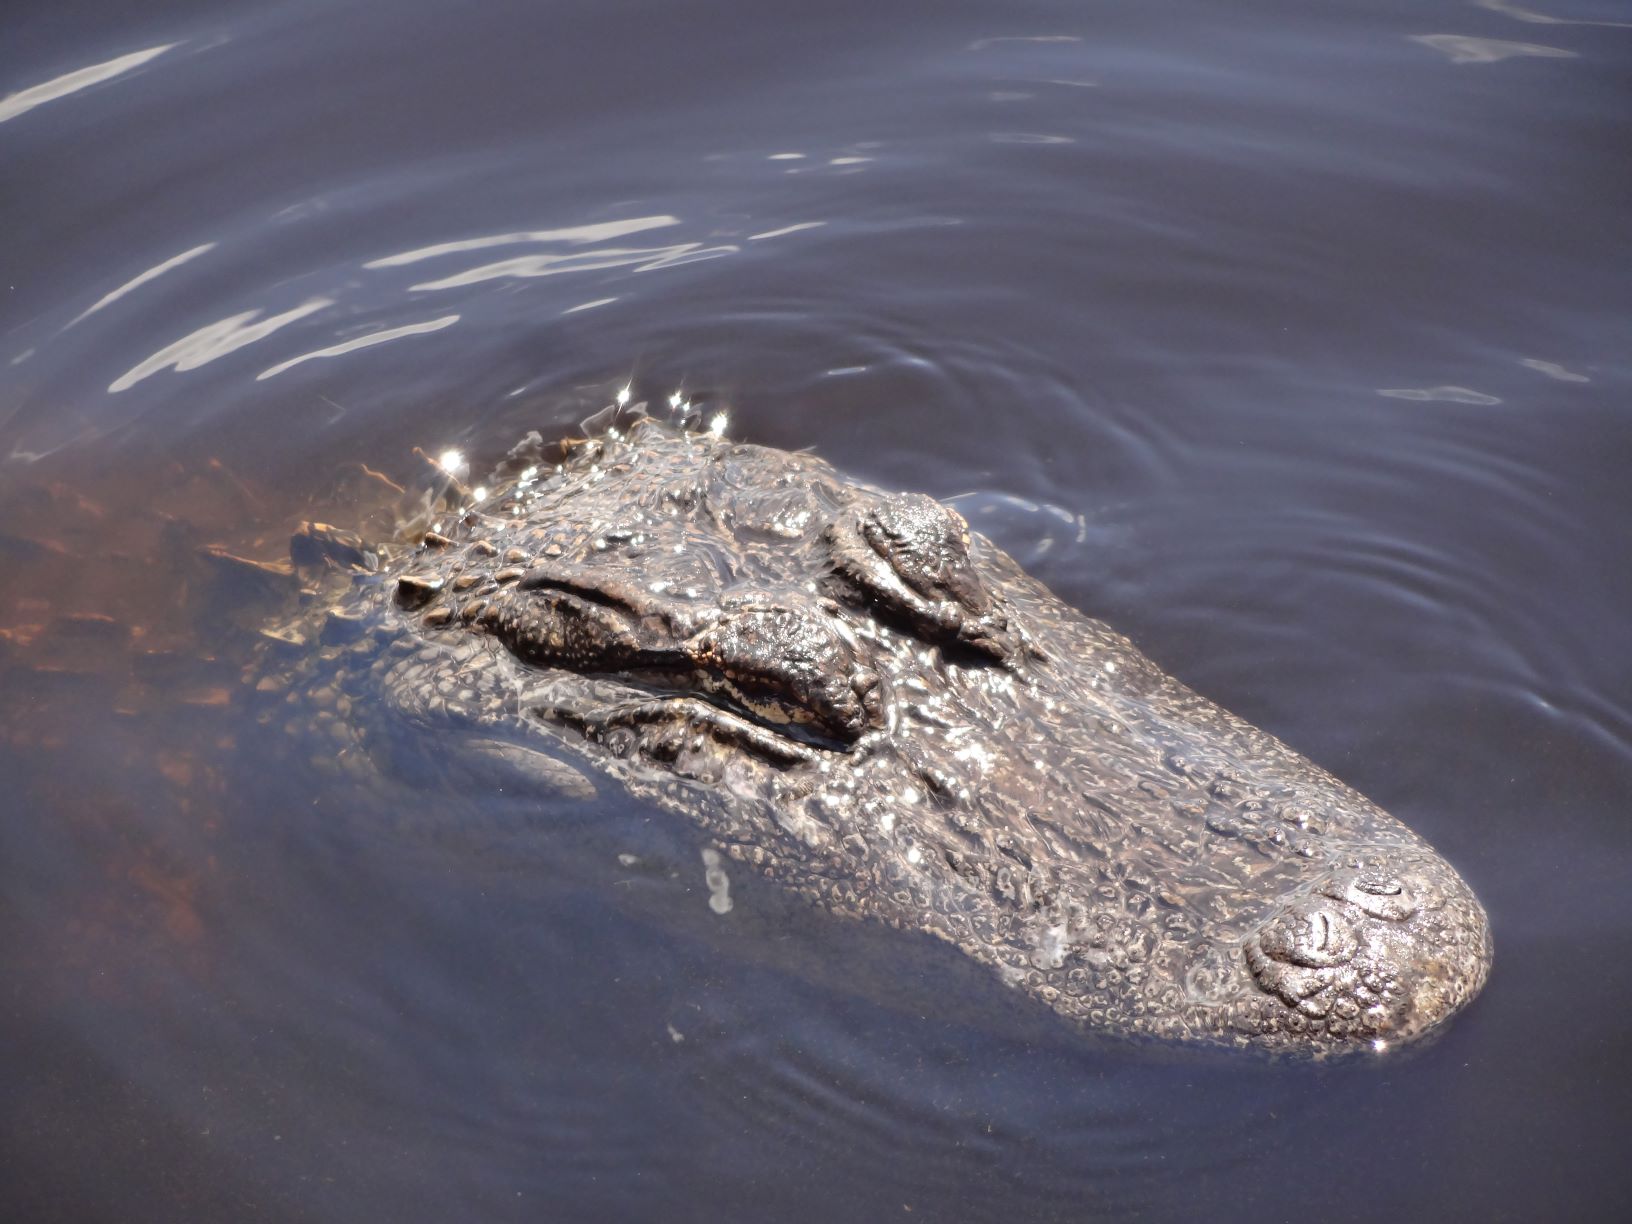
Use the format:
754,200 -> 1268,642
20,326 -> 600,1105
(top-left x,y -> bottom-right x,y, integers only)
0,43 -> 178,125
1409,34 -> 1576,63
1377,384 -> 1502,404
1519,357 -> 1590,382
362,215 -> 680,268
63,243 -> 217,329
405,241 -> 740,292
1475,0 -> 1632,29
109,297 -> 332,393
255,314 -> 460,381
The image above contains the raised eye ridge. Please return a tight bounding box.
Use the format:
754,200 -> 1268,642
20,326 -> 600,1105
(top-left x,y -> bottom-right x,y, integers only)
824,494 -> 1017,662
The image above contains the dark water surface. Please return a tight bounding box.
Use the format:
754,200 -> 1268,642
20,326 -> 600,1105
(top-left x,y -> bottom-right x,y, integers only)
3,1 -> 1630,1220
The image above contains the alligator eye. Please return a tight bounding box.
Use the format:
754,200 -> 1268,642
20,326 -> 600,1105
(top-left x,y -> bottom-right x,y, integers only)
824,494 -> 1015,661
490,568 -> 646,668
686,605 -> 876,744
864,494 -> 991,610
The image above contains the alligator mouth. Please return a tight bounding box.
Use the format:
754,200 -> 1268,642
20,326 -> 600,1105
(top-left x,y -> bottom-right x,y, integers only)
523,671 -> 849,767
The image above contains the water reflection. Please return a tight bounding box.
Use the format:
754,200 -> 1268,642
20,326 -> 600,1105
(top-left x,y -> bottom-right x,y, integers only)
747,222 -> 827,241
989,132 -> 1074,144
1519,357 -> 1590,382
403,241 -> 738,291
967,35 -> 1081,51
255,315 -> 460,381
109,297 -> 332,392
0,43 -> 177,125
362,215 -> 680,268
64,243 -> 217,329
1377,385 -> 1503,404
1409,34 -> 1575,63
1475,0 -> 1632,29
89,204 -> 843,394
947,490 -> 1093,568
357,212 -> 759,292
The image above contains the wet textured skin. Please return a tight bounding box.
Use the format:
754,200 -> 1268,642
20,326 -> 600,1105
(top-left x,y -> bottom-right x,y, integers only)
249,418 -> 1492,1056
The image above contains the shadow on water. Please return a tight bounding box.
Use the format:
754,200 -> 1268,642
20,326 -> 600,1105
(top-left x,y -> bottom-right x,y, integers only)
3,0 -> 1631,1220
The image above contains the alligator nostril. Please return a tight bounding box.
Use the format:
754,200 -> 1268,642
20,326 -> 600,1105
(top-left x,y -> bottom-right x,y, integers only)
1327,866 -> 1423,921
1256,904 -> 1359,969
1355,867 -> 1403,897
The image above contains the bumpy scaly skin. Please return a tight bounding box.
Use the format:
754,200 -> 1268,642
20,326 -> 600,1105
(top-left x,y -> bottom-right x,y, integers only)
248,419 -> 1492,1054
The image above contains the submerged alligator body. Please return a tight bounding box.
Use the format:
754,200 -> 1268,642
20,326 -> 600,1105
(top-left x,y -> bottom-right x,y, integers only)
250,417 -> 1492,1055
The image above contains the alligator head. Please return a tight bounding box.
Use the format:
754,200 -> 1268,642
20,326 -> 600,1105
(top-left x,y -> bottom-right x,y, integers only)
367,417 -> 1491,1055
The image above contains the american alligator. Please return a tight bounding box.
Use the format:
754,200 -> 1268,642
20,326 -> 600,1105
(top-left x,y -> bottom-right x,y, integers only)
246,415 -> 1492,1055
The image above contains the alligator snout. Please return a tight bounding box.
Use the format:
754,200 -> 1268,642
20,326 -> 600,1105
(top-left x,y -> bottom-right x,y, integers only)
1244,857 -> 1492,1044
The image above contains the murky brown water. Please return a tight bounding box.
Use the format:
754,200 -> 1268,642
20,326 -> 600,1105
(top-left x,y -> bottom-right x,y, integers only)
3,2 -> 1630,1220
